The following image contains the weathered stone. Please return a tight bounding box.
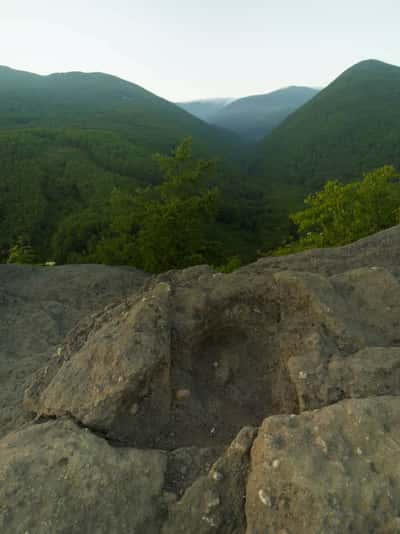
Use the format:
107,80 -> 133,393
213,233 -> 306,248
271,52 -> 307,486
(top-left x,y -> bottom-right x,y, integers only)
3,226 -> 400,533
246,397 -> 400,534
165,446 -> 221,497
0,418 -> 167,534
0,264 -> 148,438
163,427 -> 257,534
287,345 -> 400,411
254,224 -> 400,276
24,283 -> 171,446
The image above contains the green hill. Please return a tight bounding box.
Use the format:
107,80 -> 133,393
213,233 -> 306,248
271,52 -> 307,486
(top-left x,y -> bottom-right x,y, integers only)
0,67 -> 277,264
0,66 -> 241,156
254,60 -> 400,202
211,87 -> 319,141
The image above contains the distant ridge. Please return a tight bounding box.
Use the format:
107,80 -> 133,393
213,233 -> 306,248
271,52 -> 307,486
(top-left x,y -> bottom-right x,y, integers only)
176,98 -> 234,122
210,86 -> 319,141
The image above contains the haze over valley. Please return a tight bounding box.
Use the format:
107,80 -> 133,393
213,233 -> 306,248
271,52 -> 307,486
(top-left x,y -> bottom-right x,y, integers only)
177,86 -> 320,141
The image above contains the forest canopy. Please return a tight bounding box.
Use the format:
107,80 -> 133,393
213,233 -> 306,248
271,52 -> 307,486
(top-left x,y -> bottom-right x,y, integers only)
51,138 -> 221,272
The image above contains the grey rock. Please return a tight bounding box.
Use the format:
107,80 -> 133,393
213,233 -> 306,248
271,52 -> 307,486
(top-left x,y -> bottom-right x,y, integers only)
4,226 -> 400,533
246,396 -> 400,534
289,347 -> 400,411
165,446 -> 221,497
25,282 -> 171,447
163,426 -> 257,534
0,264 -> 148,438
254,224 -> 400,276
0,418 -> 167,534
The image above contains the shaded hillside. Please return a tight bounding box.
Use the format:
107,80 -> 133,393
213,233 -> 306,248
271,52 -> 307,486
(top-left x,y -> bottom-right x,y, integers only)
0,67 -> 277,263
211,86 -> 319,141
0,128 -> 147,258
176,98 -> 233,122
255,60 -> 400,200
0,66 -> 240,157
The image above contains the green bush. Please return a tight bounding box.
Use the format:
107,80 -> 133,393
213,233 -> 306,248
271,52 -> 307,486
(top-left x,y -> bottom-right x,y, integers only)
274,165 -> 400,255
7,238 -> 37,264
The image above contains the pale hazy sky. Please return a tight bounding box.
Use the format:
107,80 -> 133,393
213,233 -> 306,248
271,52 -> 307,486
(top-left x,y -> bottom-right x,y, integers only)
2,0 -> 399,101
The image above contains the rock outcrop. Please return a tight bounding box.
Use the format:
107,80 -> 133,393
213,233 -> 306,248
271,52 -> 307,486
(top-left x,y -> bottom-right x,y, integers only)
0,264 -> 148,439
0,418 -> 167,534
2,226 -> 400,532
246,397 -> 400,534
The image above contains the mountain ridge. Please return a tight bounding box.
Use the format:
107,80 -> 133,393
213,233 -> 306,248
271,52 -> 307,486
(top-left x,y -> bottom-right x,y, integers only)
253,58 -> 400,203
0,65 -> 258,262
210,85 -> 319,141
0,64 -> 242,155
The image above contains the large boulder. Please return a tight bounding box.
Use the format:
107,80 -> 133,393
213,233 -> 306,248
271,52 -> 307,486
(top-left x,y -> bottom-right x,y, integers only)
25,267 -> 297,449
23,233 -> 400,452
24,282 -> 172,447
0,264 -> 148,438
0,418 -> 167,534
246,396 -> 400,534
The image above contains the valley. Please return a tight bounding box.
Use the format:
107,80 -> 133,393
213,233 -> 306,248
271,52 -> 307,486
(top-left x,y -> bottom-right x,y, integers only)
1,59 -> 400,272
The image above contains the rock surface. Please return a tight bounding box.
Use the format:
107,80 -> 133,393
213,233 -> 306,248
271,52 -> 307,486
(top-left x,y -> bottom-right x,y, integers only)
3,226 -> 400,532
0,264 -> 148,438
246,396 -> 400,534
0,418 -> 167,534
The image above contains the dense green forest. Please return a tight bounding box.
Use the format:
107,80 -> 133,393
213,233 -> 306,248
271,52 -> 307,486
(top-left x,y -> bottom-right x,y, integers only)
0,67 -> 281,268
2,61 -> 400,272
254,60 -> 400,206
0,128 -> 278,267
0,66 -> 241,158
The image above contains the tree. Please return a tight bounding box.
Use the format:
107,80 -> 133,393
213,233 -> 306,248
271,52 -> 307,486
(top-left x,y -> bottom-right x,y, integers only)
100,138 -> 220,272
274,165 -> 400,255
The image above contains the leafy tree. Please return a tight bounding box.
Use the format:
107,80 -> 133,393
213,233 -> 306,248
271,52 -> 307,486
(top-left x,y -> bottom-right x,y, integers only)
0,127 -> 269,266
51,209 -> 107,264
7,237 -> 37,264
96,138 -> 220,272
274,165 -> 400,255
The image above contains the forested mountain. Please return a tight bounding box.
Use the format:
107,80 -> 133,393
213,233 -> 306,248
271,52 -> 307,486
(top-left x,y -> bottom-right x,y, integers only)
176,98 -> 233,122
0,66 -> 240,156
254,60 -> 400,201
211,86 -> 319,141
0,66 -> 277,266
5,60 -> 400,269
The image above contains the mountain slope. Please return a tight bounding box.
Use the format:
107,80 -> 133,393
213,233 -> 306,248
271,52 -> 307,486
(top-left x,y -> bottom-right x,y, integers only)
0,67 -> 276,263
0,66 -> 240,157
255,60 -> 400,200
211,86 -> 319,141
176,98 -> 233,122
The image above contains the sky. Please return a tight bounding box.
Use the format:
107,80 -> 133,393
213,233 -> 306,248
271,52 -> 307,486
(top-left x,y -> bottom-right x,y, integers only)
1,0 -> 400,101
